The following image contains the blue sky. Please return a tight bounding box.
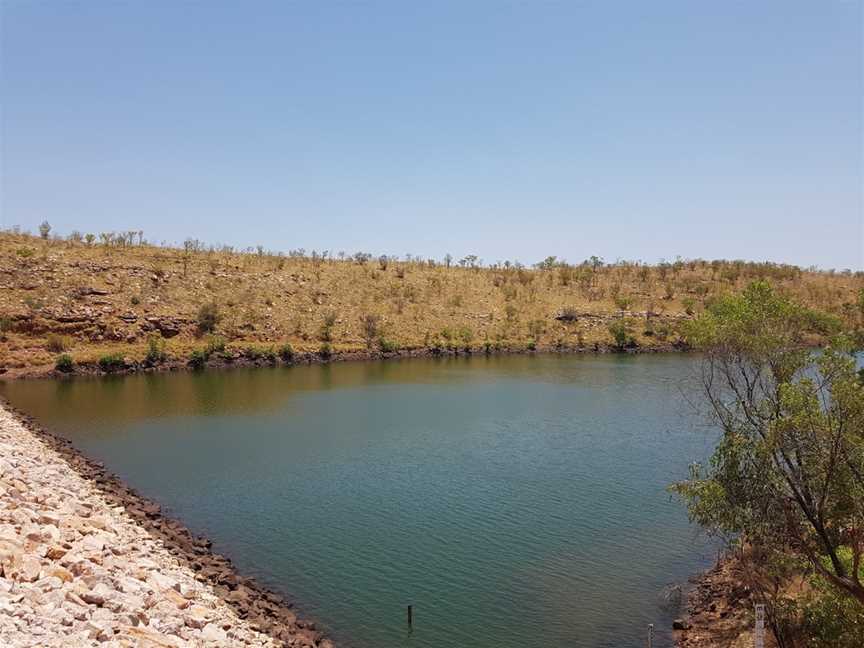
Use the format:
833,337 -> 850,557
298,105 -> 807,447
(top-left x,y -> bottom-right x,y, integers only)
1,2 -> 861,269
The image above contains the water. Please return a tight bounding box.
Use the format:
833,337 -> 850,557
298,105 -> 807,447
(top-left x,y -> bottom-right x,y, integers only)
1,354 -> 719,648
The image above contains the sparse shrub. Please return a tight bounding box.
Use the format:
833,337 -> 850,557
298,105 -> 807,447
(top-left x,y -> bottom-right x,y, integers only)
197,301 -> 220,334
607,319 -> 636,349
16,247 -> 34,258
681,297 -> 696,316
378,337 -> 398,353
188,349 -> 208,369
663,283 -> 675,300
0,317 -> 12,333
319,311 -> 337,342
243,346 -> 262,360
98,353 -> 126,372
613,294 -> 633,311
262,346 -> 278,364
318,342 -> 333,359
38,220 -> 51,239
278,343 -> 295,363
526,339 -> 537,351
55,354 -> 74,373
360,314 -> 382,349
378,255 -> 389,271
145,335 -> 166,364
131,295 -> 141,305
457,326 -> 474,349
46,333 -> 69,353
483,341 -> 492,354
84,233 -> 95,245
205,335 -> 226,355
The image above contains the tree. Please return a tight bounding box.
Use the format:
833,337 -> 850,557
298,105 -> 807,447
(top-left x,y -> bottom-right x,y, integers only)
197,301 -> 220,334
39,220 -> 51,239
672,281 -> 864,609
359,314 -> 381,350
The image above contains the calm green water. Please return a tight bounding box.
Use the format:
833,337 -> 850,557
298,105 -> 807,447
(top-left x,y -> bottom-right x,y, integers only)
1,354 -> 718,648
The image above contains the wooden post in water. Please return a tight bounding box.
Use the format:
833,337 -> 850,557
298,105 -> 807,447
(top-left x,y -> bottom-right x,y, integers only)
647,623 -> 654,648
407,605 -> 413,629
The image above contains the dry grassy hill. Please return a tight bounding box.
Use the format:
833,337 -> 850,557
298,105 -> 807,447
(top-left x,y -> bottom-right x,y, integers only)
1,229 -> 861,377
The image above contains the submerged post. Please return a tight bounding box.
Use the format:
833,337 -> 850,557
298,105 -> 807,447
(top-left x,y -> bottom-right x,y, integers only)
647,623 -> 654,648
407,604 -> 413,629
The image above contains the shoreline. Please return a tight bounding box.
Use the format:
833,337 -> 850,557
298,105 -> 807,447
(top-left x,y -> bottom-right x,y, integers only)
1,339 -> 691,381
675,552 -> 761,648
0,398 -> 332,647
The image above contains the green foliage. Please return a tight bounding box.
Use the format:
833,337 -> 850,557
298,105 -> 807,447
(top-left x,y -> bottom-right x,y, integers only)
795,561 -> 864,647
55,354 -> 74,373
672,281 -> 864,612
145,335 -> 166,364
318,342 -> 333,359
0,317 -> 12,333
188,349 -> 208,369
197,301 -> 220,334
131,295 -> 141,305
360,314 -> 381,349
278,343 -> 295,363
613,294 -> 633,311
205,335 -> 226,355
526,339 -> 537,351
607,319 -> 636,348
378,337 -> 398,353
320,311 -> 337,342
98,353 -> 126,372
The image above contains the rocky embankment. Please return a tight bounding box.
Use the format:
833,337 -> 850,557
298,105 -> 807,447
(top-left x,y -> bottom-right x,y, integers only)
676,557 -> 765,648
0,404 -> 331,647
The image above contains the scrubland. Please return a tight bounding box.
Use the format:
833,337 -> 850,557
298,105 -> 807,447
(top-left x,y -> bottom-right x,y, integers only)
1,228 -> 861,376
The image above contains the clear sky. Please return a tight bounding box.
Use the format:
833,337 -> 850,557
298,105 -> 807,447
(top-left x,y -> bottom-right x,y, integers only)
1,2 -> 862,269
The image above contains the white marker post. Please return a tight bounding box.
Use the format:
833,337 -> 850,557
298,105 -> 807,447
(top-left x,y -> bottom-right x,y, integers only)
754,604 -> 765,648
647,623 -> 654,648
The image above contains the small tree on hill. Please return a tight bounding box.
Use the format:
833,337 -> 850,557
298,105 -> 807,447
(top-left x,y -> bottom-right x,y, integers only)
39,220 -> 51,239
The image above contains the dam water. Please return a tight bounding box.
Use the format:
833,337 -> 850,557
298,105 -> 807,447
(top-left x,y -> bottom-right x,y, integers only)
1,353 -> 719,648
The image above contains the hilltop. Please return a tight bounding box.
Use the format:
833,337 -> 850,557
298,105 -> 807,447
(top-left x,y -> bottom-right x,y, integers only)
1,229 -> 861,377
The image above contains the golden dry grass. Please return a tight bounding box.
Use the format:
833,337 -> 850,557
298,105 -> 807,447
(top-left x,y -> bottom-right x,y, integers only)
1,230 -> 861,373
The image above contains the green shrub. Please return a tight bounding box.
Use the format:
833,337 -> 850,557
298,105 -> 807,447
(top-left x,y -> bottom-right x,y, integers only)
98,353 -> 126,372
360,314 -> 382,349
607,319 -> 636,348
205,335 -> 226,355
526,339 -> 537,351
319,311 -> 337,342
378,337 -> 398,353
197,301 -> 220,334
188,349 -> 208,369
262,346 -> 277,364
145,335 -> 167,364
318,342 -> 333,359
278,343 -> 295,363
0,317 -> 13,333
131,295 -> 141,305
55,354 -> 74,373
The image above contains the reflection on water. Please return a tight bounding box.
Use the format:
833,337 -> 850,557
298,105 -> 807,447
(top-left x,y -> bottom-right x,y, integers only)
2,353 -> 717,648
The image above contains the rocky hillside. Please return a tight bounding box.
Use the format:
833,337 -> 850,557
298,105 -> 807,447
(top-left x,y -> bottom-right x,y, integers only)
1,230 -> 861,377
